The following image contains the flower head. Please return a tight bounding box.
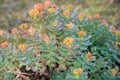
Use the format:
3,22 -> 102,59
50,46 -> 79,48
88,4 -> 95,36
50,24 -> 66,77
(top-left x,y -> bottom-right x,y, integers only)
66,23 -> 74,29
48,8 -> 55,13
67,4 -> 74,11
87,15 -> 92,19
73,68 -> 83,75
34,3 -> 45,11
111,69 -> 118,76
94,14 -> 100,18
44,0 -> 52,7
29,9 -> 42,18
0,30 -> 4,36
28,26 -> 36,35
63,10 -> 71,17
20,23 -> 28,30
61,5 -> 66,10
78,14 -> 84,20
0,41 -> 9,49
18,44 -> 27,52
115,30 -> 120,36
77,31 -> 87,37
63,37 -> 74,47
43,36 -> 50,44
12,28 -> 18,34
86,52 -> 92,60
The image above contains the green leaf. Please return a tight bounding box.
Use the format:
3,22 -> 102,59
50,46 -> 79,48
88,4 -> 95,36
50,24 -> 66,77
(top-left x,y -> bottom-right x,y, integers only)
0,55 -> 3,63
6,73 -> 15,80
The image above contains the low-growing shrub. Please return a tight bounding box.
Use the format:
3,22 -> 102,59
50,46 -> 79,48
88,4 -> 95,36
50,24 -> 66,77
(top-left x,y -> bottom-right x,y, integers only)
0,1 -> 120,80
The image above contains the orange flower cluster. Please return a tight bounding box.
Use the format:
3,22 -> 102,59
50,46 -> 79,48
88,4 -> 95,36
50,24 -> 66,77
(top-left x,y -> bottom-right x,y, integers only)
0,30 -> 4,36
18,44 -> 27,52
77,31 -> 87,37
29,9 -> 42,18
87,15 -> 92,19
0,41 -> 9,49
12,28 -> 18,34
29,1 -> 54,18
66,23 -> 74,29
94,14 -> 100,18
61,5 -> 65,10
78,14 -> 84,20
63,37 -> 74,47
110,69 -> 118,76
28,27 -> 36,35
63,11 -> 71,17
73,68 -> 83,75
43,36 -> 50,44
44,0 -> 52,7
29,3 -> 45,18
34,3 -> 45,11
86,52 -> 92,60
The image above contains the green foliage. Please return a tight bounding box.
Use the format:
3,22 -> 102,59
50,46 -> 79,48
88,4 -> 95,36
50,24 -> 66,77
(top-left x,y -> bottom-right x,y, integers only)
0,1 -> 120,80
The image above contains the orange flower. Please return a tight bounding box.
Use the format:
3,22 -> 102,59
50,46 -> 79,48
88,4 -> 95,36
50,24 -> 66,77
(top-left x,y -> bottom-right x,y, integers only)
111,69 -> 118,76
66,23 -> 74,29
34,3 -> 45,11
86,52 -> 92,60
63,37 -> 74,47
44,0 -> 52,7
29,9 -> 42,18
12,28 -> 18,34
28,27 -> 36,35
61,5 -> 66,10
67,4 -> 74,11
94,14 -> 100,18
63,10 -> 71,17
77,31 -> 87,37
43,36 -> 50,44
18,44 -> 27,52
87,15 -> 92,19
0,41 -> 9,49
48,8 -> 55,13
78,14 -> 84,20
0,30 -> 4,36
73,68 -> 83,75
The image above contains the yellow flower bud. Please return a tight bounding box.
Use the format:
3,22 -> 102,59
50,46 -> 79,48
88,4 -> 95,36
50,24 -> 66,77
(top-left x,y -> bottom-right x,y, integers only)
77,31 -> 87,37
48,8 -> 55,13
73,68 -> 83,75
66,23 -> 74,29
43,36 -> 50,44
111,69 -> 118,76
28,27 -> 36,35
63,10 -> 71,17
18,44 -> 27,52
63,37 -> 74,47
